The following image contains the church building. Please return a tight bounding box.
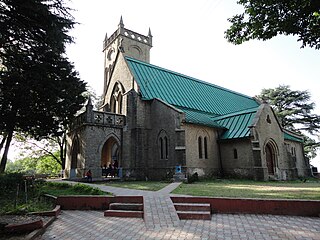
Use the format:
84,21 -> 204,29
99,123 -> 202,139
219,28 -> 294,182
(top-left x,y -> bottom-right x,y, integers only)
65,18 -> 311,181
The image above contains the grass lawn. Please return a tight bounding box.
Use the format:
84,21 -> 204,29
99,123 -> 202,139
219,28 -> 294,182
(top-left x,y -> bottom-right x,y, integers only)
171,179 -> 320,200
102,181 -> 169,191
40,182 -> 111,196
0,181 -> 110,215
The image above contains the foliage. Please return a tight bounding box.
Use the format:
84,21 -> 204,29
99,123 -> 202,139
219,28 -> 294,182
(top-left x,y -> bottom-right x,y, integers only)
0,172 -> 24,195
225,0 -> 320,49
187,172 -> 199,184
258,85 -> 320,134
0,178 -> 108,215
172,179 -> 320,200
102,181 -> 169,191
0,172 -> 51,215
40,182 -> 107,196
5,153 -> 61,176
0,0 -> 87,173
257,85 -> 320,159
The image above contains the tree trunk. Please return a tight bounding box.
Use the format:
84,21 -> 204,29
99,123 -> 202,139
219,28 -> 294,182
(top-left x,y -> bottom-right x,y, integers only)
0,133 -> 8,153
0,129 -> 14,173
60,132 -> 66,170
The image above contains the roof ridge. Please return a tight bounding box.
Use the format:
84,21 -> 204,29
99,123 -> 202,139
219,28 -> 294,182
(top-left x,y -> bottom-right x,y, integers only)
174,105 -> 220,117
125,56 -> 256,101
212,107 -> 259,121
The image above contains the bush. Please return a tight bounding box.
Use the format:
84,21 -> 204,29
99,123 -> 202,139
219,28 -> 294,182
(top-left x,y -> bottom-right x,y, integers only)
73,183 -> 104,195
0,172 -> 25,194
187,172 -> 199,184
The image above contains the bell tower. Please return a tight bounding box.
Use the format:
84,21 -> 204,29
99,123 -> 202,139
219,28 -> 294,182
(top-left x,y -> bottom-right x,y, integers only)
102,16 -> 153,94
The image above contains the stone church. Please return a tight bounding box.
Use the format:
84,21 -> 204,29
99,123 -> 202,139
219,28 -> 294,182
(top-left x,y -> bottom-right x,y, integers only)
65,18 -> 311,181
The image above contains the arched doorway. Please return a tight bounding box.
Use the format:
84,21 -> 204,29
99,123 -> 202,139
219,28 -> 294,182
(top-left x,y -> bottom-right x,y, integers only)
265,143 -> 276,175
101,137 -> 120,169
70,137 -> 80,178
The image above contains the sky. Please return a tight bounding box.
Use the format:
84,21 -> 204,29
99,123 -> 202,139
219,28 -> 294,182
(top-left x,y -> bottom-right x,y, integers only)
65,0 -> 320,169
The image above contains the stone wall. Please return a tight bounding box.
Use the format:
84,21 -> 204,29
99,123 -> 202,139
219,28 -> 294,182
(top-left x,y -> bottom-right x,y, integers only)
147,99 -> 186,180
220,139 -> 254,179
284,139 -> 311,178
184,124 -> 221,177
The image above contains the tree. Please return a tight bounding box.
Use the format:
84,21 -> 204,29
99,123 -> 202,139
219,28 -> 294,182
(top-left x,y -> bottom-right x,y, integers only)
0,0 -> 87,172
5,153 -> 61,176
258,85 -> 320,134
257,85 -> 320,159
225,0 -> 320,49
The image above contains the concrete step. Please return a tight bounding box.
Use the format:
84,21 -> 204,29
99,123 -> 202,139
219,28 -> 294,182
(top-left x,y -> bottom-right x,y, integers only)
174,203 -> 211,212
104,210 -> 143,218
109,203 -> 143,211
176,210 -> 211,220
111,196 -> 143,204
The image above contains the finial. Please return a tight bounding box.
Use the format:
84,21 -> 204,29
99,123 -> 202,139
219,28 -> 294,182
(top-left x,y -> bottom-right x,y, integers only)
148,27 -> 152,37
86,96 -> 93,107
104,32 -> 108,41
119,16 -> 124,28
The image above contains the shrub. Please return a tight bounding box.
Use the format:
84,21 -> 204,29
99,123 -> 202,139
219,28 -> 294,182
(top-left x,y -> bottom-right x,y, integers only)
187,172 -> 199,184
0,172 -> 25,194
73,183 -> 104,195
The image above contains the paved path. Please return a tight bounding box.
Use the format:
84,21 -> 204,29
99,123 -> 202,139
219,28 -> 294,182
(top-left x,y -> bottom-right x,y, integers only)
42,181 -> 320,239
82,181 -> 182,229
42,211 -> 320,240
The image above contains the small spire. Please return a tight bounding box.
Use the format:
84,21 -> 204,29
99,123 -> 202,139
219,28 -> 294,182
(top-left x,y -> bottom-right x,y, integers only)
86,96 -> 93,107
104,32 -> 108,41
148,27 -> 152,37
118,16 -> 124,29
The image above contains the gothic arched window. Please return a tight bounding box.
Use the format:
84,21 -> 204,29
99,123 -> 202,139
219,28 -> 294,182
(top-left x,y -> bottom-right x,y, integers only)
204,137 -> 208,159
233,148 -> 238,159
158,130 -> 169,160
198,137 -> 203,159
110,83 -> 124,114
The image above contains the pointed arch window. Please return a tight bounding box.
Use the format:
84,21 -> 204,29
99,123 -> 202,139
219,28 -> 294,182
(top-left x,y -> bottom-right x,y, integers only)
160,138 -> 164,159
198,137 -> 203,159
158,131 -> 169,160
204,137 -> 208,159
233,148 -> 238,159
164,136 -> 168,159
110,83 -> 124,114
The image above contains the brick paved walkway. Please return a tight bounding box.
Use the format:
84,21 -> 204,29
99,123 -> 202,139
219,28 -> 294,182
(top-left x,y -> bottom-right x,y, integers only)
41,181 -> 320,239
42,211 -> 320,239
88,181 -> 182,229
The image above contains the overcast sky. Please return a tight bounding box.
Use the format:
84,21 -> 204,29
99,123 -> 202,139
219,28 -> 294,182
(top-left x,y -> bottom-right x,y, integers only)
65,0 -> 320,169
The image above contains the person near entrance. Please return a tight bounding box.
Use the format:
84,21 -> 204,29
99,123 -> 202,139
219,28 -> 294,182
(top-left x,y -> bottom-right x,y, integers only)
86,170 -> 92,182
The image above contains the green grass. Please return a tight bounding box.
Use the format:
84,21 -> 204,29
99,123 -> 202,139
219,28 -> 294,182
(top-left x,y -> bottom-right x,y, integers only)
172,179 -> 320,200
40,182 -> 111,196
0,181 -> 111,215
102,181 -> 169,191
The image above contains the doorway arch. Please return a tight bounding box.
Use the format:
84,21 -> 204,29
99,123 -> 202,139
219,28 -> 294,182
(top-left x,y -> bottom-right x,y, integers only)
101,137 -> 120,168
265,141 -> 277,175
71,136 -> 80,169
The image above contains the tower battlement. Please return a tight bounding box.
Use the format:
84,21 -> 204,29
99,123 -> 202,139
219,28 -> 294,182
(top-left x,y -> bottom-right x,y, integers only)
103,24 -> 152,50
102,17 -> 152,94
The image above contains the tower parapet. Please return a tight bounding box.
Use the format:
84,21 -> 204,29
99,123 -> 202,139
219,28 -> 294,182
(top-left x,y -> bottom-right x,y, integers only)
103,17 -> 152,51
102,17 -> 152,94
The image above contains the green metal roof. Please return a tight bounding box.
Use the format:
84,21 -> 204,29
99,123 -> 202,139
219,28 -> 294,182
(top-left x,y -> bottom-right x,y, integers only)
212,108 -> 258,139
176,107 -> 224,128
284,132 -> 304,143
126,57 -> 259,116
